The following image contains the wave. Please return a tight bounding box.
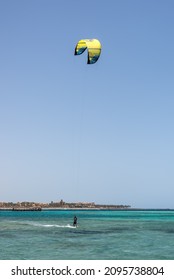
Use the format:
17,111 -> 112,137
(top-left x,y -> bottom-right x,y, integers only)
31,223 -> 75,228
10,221 -> 76,228
40,224 -> 75,228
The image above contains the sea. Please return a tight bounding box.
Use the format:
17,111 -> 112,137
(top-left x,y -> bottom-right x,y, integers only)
0,209 -> 174,260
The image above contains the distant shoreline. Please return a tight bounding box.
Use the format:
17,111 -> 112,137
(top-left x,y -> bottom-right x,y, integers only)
0,201 -> 130,211
0,207 -> 173,211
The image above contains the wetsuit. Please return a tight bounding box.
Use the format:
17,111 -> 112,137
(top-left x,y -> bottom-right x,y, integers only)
73,216 -> 77,227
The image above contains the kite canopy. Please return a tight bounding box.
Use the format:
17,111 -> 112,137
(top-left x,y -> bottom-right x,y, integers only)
74,39 -> 101,64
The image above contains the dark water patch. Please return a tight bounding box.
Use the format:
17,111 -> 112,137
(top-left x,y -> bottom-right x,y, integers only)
144,224 -> 174,236
165,229 -> 174,234
106,226 -> 134,232
64,226 -> 134,236
67,229 -> 103,235
152,227 -> 174,234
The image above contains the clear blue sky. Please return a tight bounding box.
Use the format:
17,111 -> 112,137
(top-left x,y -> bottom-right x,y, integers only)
0,0 -> 174,208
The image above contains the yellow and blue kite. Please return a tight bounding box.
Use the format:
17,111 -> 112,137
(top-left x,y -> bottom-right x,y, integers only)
74,39 -> 101,64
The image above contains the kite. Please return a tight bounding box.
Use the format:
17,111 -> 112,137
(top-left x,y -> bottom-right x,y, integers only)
74,39 -> 101,64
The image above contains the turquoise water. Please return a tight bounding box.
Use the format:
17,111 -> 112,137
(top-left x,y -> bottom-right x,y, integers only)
0,210 -> 174,260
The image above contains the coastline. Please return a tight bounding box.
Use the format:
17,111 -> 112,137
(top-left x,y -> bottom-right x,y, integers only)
0,207 -> 173,211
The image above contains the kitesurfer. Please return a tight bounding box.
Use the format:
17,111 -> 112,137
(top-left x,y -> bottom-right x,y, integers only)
73,216 -> 77,227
